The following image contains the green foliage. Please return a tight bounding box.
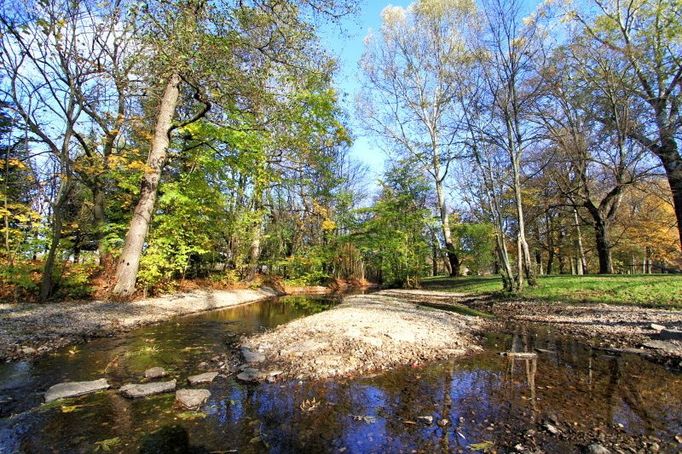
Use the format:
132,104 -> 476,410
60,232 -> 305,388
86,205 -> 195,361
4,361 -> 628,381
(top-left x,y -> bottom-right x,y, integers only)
55,263 -> 97,300
357,164 -> 432,288
451,221 -> 495,275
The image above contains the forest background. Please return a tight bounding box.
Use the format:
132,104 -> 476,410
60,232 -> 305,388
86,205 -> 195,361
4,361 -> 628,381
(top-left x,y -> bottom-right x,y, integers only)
0,0 -> 680,303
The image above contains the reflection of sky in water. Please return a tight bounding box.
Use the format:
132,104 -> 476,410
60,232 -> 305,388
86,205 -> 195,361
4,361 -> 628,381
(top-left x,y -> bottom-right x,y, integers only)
0,297 -> 681,453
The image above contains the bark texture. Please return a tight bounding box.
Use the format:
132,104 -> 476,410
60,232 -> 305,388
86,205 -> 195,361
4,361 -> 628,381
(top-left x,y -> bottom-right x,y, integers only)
111,73 -> 181,298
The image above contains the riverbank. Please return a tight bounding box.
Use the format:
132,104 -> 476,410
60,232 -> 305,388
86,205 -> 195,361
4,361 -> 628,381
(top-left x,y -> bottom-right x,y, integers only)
383,289 -> 682,367
0,287 -> 282,362
421,274 -> 682,308
240,291 -> 484,381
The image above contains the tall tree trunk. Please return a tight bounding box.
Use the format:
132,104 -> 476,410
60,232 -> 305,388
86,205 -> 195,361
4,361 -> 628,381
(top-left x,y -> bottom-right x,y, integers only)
435,179 -> 459,276
246,193 -> 263,281
661,153 -> 682,249
545,212 -> 555,274
39,181 -> 71,302
111,73 -> 181,299
510,152 -> 536,286
573,208 -> 587,274
593,218 -> 612,274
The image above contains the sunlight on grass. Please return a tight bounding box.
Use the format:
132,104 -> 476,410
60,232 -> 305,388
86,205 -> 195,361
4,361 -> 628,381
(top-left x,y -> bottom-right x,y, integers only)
422,274 -> 682,308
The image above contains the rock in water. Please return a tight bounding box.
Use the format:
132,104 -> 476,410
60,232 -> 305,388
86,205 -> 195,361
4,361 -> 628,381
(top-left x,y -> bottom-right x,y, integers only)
144,367 -> 167,379
236,368 -> 265,383
650,323 -> 666,331
586,443 -> 611,454
120,380 -> 176,398
175,389 -> 211,410
241,347 -> 265,364
45,378 -> 110,403
187,371 -> 218,385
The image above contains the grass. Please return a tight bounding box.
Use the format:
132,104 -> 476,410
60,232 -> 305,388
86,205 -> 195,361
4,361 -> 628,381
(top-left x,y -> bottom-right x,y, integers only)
421,274 -> 682,309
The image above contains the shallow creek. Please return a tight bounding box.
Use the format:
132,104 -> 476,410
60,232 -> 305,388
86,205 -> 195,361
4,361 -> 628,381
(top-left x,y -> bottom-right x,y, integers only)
0,295 -> 680,453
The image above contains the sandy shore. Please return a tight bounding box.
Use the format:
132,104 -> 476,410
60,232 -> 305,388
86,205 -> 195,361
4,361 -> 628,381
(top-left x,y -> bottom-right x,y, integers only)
241,291 -> 484,381
0,287 -> 279,362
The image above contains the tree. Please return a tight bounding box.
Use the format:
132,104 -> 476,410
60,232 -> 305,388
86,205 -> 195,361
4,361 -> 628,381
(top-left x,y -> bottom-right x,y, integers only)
359,162 -> 432,287
477,0 -> 551,287
536,42 -> 658,273
358,0 -> 480,277
567,0 -> 682,250
112,0 -> 358,297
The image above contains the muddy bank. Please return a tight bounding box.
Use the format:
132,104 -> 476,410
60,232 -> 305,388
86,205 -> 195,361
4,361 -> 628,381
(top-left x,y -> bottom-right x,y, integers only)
0,287 -> 280,362
383,289 -> 682,367
240,291 -> 484,381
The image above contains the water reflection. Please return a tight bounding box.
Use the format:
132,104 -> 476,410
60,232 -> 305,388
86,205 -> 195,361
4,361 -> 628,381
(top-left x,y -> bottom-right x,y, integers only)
0,298 -> 680,453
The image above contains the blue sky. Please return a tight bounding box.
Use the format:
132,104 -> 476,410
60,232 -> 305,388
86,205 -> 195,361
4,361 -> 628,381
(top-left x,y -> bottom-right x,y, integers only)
319,1 -> 413,181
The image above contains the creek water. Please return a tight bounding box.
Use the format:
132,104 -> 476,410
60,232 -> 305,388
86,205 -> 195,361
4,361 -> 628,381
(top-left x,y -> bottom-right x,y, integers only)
0,295 -> 680,453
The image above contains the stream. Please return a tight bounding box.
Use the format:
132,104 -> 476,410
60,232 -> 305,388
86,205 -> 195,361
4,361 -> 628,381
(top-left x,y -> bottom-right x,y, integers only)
0,294 -> 681,453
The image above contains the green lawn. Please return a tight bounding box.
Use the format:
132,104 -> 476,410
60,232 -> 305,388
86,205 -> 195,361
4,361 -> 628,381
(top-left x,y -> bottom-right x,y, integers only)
421,274 -> 682,309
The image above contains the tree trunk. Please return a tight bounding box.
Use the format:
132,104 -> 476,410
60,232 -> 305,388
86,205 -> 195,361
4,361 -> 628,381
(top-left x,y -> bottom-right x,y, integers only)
246,194 -> 263,281
593,218 -> 612,274
661,154 -> 682,250
435,179 -> 459,276
111,73 -> 181,299
39,181 -> 71,302
511,152 -> 536,286
573,208 -> 587,274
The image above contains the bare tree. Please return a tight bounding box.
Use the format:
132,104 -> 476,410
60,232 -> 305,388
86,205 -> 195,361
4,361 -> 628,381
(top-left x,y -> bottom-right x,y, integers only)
358,0 -> 480,276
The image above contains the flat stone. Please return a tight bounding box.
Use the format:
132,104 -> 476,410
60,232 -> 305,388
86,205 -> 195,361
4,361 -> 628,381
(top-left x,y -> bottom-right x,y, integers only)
586,443 -> 611,454
187,371 -> 219,385
241,347 -> 265,363
20,346 -> 37,355
175,389 -> 211,410
45,378 -> 110,403
120,379 -> 176,398
236,368 -> 265,383
642,340 -> 680,354
650,323 -> 666,331
144,367 -> 167,379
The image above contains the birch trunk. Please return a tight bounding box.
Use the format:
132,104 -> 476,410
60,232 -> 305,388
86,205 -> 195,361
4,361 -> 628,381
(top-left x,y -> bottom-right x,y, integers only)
111,73 -> 181,298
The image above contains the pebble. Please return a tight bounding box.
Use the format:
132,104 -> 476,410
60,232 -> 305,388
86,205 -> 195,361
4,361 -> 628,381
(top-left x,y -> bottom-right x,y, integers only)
586,443 -> 611,454
543,422 -> 560,435
417,416 -> 433,425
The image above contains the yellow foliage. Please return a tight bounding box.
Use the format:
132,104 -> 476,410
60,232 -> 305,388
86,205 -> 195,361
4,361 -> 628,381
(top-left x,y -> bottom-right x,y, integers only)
322,219 -> 337,231
126,160 -> 154,173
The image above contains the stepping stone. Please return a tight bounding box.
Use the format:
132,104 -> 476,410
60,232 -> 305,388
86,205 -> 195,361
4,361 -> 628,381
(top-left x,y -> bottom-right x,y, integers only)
236,368 -> 265,383
120,380 -> 176,398
187,372 -> 219,385
241,347 -> 265,364
144,367 -> 167,379
175,389 -> 211,410
45,378 -> 110,403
